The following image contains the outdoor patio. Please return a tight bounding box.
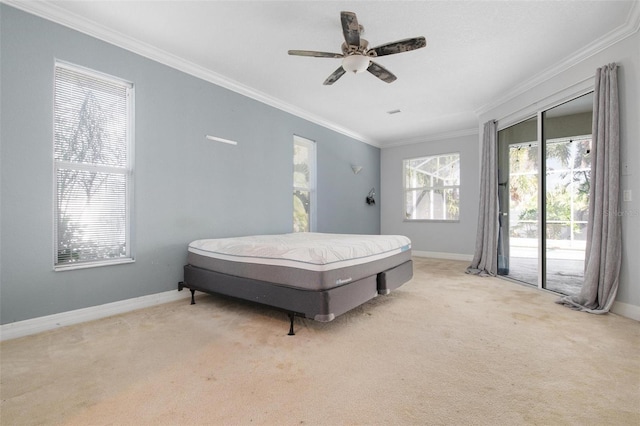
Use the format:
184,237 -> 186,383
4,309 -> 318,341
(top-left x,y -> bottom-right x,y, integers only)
505,238 -> 585,295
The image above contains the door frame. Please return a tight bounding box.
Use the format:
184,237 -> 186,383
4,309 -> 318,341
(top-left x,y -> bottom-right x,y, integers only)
496,87 -> 594,291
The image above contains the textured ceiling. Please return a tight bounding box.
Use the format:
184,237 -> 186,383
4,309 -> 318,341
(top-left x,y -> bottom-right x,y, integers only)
8,1 -> 638,147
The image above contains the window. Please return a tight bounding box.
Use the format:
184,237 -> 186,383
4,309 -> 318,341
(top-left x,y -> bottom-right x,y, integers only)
403,153 -> 460,221
293,135 -> 316,232
53,62 -> 134,270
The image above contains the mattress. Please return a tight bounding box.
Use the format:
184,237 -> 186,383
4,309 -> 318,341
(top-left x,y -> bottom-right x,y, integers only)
187,232 -> 412,291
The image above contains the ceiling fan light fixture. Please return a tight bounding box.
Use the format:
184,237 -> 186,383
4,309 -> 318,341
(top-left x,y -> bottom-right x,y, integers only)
342,54 -> 370,74
289,11 -> 426,85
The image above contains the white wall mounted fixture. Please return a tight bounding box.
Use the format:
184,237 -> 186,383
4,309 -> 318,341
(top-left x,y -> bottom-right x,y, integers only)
206,135 -> 238,145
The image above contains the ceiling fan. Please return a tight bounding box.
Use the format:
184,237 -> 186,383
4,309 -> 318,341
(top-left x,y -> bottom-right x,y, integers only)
288,11 -> 426,85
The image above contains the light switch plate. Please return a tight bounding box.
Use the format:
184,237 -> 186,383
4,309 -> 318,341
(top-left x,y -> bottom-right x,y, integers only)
623,190 -> 632,202
621,163 -> 630,176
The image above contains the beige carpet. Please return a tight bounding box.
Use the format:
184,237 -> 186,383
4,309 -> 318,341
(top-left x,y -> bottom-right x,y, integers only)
1,258 -> 639,425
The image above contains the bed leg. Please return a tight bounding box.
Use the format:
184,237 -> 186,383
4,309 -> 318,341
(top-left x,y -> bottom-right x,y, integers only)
288,313 -> 295,336
190,289 -> 196,305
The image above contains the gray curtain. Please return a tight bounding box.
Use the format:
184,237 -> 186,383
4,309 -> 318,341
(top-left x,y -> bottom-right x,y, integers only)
558,63 -> 621,313
467,120 -> 498,276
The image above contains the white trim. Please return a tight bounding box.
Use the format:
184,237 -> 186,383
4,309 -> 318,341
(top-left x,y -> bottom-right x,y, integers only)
412,252 -> 640,321
52,60 -> 135,270
412,250 -> 473,262
6,1 -> 637,148
54,257 -> 135,272
293,135 -> 317,232
475,0 -> 640,117
5,1 -> 638,148
1,272 -> 634,343
496,78 -> 594,130
0,289 -> 190,342
3,0 -> 377,147
403,152 -> 461,221
55,59 -> 134,87
382,128 -> 478,148
611,301 -> 640,322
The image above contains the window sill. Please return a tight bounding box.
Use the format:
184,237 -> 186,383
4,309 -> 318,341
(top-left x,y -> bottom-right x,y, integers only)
54,258 -> 135,272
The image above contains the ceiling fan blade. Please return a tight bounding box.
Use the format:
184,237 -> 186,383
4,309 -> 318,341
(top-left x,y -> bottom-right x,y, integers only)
371,37 -> 427,57
323,66 -> 346,85
367,61 -> 397,83
340,11 -> 361,47
288,50 -> 344,58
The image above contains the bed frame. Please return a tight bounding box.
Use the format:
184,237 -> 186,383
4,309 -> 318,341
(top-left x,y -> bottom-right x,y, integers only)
178,259 -> 413,335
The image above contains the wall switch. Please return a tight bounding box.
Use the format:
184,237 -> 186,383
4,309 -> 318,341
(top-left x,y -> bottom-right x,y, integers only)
623,190 -> 632,202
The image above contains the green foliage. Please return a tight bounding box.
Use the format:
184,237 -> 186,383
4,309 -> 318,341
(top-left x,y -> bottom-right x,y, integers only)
293,191 -> 309,232
509,138 -> 592,240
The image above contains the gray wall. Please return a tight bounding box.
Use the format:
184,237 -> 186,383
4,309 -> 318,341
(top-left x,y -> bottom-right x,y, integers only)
0,5 -> 380,324
479,31 -> 640,315
380,133 -> 479,256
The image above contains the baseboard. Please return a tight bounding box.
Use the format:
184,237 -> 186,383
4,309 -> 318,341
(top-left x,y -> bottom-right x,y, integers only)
0,289 -> 191,342
412,250 -> 474,262
411,251 -> 639,322
3,275 -> 634,342
611,301 -> 640,322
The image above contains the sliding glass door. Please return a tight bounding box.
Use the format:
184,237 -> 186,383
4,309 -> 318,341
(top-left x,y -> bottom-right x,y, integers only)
498,117 -> 539,286
542,93 -> 593,294
497,93 -> 593,295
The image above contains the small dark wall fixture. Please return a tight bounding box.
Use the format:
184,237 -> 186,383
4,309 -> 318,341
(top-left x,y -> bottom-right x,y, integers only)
366,188 -> 376,205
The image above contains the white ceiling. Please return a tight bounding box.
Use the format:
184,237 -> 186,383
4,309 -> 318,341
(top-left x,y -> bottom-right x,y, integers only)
8,1 -> 638,147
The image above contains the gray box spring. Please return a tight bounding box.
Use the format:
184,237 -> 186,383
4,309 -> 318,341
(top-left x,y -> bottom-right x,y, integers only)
187,249 -> 412,291
181,259 -> 413,322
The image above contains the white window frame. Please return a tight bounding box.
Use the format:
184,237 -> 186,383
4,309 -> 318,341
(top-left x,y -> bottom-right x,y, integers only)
293,135 -> 316,232
403,152 -> 460,222
53,61 -> 135,271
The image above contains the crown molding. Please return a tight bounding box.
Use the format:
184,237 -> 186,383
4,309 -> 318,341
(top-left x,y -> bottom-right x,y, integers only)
495,75 -> 594,130
381,128 -> 479,149
5,0 -> 637,149
2,0 -> 379,147
475,0 -> 640,117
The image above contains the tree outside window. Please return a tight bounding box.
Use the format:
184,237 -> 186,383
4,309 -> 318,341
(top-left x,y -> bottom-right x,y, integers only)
53,62 -> 133,269
403,153 -> 460,221
293,136 -> 316,232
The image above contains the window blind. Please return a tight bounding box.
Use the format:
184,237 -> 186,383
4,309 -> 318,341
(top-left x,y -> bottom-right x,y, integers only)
54,63 -> 133,269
